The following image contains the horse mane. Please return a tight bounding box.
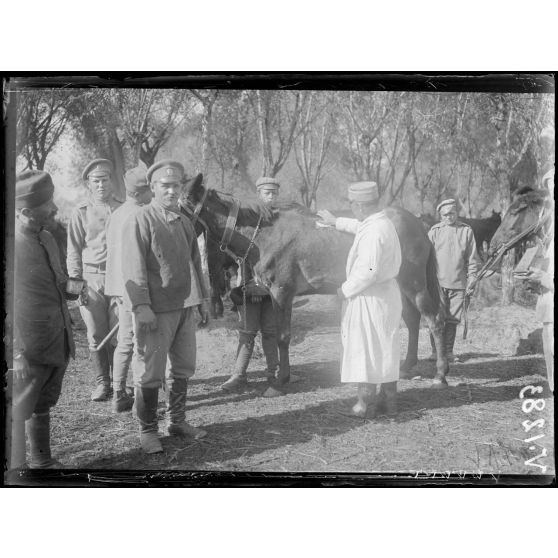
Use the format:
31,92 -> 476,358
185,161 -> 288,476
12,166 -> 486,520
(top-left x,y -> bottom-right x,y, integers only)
273,201 -> 316,216
246,200 -> 317,224
510,187 -> 550,214
515,186 -> 536,197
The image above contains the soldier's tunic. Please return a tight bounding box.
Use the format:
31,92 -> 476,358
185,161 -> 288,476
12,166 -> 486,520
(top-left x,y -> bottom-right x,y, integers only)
67,196 -> 121,350
122,201 -> 208,389
428,221 -> 480,323
336,212 -> 402,384
13,222 -> 75,420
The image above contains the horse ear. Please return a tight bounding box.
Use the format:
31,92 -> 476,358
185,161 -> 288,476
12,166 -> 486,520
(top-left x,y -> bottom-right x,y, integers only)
184,173 -> 204,191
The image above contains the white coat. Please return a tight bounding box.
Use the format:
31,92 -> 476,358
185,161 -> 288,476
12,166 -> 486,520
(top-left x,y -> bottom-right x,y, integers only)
336,212 -> 402,384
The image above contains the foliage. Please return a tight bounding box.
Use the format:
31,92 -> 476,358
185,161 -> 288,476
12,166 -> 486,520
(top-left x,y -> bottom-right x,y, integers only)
14,88 -> 554,216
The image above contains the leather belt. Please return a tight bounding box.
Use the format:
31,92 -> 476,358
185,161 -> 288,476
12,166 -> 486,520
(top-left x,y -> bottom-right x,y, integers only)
83,262 -> 106,273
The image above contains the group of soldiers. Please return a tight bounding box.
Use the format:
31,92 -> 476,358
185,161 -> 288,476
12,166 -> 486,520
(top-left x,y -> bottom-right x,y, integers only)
9,159 -> 283,466
9,149 -> 494,467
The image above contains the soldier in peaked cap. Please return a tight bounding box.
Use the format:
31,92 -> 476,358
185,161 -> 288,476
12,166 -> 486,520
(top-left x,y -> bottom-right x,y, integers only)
317,182 -> 402,418
220,176 -> 282,395
104,167 -> 153,413
121,160 -> 209,454
9,170 -> 76,470
428,198 -> 480,363
255,176 -> 280,204
67,158 -> 122,402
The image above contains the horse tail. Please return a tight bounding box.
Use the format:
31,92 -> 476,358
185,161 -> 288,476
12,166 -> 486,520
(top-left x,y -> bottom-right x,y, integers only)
426,243 -> 442,314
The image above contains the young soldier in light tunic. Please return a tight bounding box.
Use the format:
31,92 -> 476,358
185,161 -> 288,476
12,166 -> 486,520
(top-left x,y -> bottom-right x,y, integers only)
428,199 -> 480,363
10,171 -> 76,469
122,160 -> 209,454
318,182 -> 402,418
104,167 -> 153,412
220,177 -> 281,393
67,159 -> 122,401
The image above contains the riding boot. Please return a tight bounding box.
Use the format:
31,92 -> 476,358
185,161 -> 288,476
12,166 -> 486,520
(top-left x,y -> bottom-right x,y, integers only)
27,412 -> 63,468
90,348 -> 112,401
166,380 -> 206,439
445,323 -> 460,363
261,332 -> 279,381
351,383 -> 376,418
378,382 -> 398,416
110,339 -> 132,415
10,419 -> 27,469
112,390 -> 134,413
221,334 -> 254,392
135,387 -> 163,454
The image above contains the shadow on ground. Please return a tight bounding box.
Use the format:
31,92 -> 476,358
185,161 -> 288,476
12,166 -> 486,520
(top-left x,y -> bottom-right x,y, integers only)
81,357 -> 540,470
410,355 -> 545,382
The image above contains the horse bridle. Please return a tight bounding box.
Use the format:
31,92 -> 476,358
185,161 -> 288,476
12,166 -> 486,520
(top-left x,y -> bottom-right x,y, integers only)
462,200 -> 553,340
472,201 -> 553,283
181,187 -> 262,263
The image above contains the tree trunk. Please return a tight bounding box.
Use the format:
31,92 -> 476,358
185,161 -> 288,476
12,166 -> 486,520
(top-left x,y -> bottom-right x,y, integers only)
501,249 -> 516,305
109,130 -> 127,201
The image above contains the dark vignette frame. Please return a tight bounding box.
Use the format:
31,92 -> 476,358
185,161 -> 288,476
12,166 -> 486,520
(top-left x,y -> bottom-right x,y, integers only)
1,71 -> 556,488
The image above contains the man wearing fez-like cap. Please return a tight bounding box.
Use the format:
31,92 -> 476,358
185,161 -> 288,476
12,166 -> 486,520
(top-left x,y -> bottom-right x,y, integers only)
121,159 -> 209,454
428,198 -> 480,363
9,170 -> 76,470
104,167 -> 153,413
67,158 -> 122,402
317,182 -> 402,417
220,176 -> 282,394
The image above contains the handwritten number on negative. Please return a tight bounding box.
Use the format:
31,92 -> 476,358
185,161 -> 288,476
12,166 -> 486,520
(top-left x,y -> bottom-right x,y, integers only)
522,398 -> 545,413
524,448 -> 548,473
519,385 -> 543,399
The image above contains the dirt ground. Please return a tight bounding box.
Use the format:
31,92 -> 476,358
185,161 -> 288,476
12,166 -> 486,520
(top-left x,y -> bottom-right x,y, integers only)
48,294 -> 554,477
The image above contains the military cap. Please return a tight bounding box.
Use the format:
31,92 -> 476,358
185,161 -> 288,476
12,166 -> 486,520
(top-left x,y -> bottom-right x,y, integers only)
436,198 -> 457,213
347,181 -> 379,203
147,160 -> 185,184
256,176 -> 280,190
124,166 -> 149,193
82,158 -> 114,181
16,170 -> 55,209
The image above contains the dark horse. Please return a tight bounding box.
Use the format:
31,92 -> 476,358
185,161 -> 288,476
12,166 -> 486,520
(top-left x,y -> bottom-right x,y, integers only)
489,187 -> 553,258
462,211 -> 502,255
183,178 -> 449,396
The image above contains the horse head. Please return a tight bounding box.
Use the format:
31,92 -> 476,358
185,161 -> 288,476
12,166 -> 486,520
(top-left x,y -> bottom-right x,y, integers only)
488,187 -> 551,256
182,172 -> 275,229
490,210 -> 502,224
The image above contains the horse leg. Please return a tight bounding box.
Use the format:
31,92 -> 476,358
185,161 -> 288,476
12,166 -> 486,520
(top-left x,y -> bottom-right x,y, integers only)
400,295 -> 420,378
263,294 -> 293,398
414,289 -> 449,388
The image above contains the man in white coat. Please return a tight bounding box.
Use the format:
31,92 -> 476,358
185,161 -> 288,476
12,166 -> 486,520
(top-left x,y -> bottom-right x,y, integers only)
318,182 -> 402,418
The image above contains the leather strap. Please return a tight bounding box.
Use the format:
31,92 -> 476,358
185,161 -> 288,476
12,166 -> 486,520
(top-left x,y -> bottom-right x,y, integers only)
220,198 -> 240,251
